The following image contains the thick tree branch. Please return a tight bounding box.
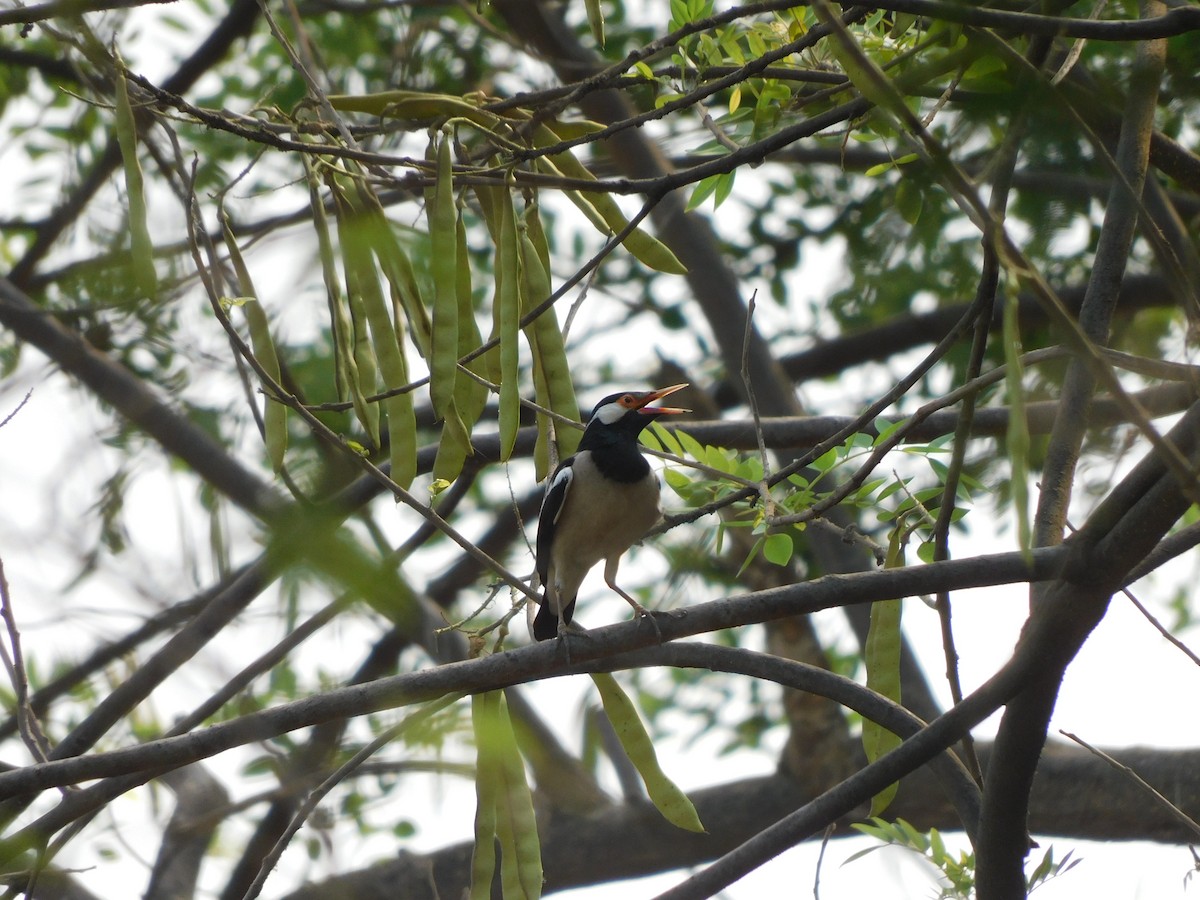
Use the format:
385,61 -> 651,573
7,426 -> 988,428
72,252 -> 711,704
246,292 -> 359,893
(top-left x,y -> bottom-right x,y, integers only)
0,546 -> 1069,812
0,278 -> 282,517
278,740 -> 1200,899
144,762 -> 228,900
978,10 -> 1174,895
979,401 -> 1200,897
1032,8 -> 1168,549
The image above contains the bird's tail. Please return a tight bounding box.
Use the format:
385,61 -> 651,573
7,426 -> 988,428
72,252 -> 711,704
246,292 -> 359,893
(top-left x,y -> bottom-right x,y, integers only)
533,593 -> 576,641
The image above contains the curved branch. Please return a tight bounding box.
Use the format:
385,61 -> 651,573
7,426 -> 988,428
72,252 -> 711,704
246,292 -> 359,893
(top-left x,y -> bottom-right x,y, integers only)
144,762 -> 229,900
0,545 -> 1068,815
279,740 -> 1200,899
655,650 -> 1028,900
648,643 -> 982,841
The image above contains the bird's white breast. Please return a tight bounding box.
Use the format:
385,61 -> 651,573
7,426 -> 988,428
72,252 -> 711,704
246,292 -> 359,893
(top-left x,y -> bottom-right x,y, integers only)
550,450 -> 662,580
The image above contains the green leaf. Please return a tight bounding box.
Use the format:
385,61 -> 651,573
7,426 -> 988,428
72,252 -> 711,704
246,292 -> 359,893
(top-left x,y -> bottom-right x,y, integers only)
1029,847 -> 1054,885
686,173 -> 722,211
929,827 -> 946,864
638,427 -> 663,452
713,170 -> 736,208
896,817 -> 928,851
648,420 -> 684,456
762,532 -> 793,566
865,152 -> 919,177
662,468 -> 691,490
704,444 -> 732,473
812,446 -> 839,472
895,178 -> 923,225
676,428 -> 707,462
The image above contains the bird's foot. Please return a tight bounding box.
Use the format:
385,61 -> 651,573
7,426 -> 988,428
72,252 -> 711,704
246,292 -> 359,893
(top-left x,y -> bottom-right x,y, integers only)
556,619 -> 589,664
632,605 -> 665,643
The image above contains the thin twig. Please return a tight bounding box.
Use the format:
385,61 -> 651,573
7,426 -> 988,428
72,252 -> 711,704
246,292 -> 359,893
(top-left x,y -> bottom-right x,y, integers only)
1060,730 -> 1200,841
696,96 -> 742,154
813,823 -> 835,900
1052,0 -> 1109,85
0,558 -> 54,766
258,0 -> 356,150
561,264 -> 598,344
0,390 -> 33,430
1067,515 -> 1200,669
1121,585 -> 1200,668
740,290 -> 773,515
245,692 -> 464,899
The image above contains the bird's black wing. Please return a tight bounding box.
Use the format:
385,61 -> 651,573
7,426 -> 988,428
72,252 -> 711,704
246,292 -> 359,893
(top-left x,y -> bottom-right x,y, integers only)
535,456 -> 575,583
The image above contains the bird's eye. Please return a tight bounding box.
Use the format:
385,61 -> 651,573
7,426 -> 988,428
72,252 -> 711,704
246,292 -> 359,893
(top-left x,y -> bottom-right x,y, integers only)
621,394 -> 635,406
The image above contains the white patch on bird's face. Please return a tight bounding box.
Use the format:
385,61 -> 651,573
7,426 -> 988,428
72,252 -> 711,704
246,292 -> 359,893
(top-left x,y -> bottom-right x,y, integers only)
593,401 -> 628,425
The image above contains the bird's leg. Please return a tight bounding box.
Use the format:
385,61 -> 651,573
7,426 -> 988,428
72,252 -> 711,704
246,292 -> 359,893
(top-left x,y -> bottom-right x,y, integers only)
559,626 -> 572,666
556,594 -> 573,665
544,568 -> 573,664
603,558 -> 663,643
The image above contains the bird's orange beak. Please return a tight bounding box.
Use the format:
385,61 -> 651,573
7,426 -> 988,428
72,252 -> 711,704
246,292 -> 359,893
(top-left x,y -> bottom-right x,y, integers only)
634,383 -> 690,415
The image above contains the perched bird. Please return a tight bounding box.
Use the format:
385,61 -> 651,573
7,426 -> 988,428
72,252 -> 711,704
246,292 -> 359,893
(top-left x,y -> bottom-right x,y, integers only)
533,384 -> 688,642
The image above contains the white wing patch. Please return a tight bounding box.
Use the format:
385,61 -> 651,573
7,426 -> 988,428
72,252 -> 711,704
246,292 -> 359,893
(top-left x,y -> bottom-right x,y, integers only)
536,457 -> 576,582
545,464 -> 574,525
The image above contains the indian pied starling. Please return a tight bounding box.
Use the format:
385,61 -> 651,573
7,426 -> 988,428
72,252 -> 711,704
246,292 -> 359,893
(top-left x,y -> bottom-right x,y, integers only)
533,384 -> 688,641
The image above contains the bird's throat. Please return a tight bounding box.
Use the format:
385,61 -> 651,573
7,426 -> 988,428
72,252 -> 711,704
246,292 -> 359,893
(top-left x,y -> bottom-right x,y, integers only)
586,439 -> 652,483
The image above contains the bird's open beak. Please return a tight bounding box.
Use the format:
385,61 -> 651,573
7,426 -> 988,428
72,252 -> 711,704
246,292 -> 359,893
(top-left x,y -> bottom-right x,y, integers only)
634,383 -> 690,415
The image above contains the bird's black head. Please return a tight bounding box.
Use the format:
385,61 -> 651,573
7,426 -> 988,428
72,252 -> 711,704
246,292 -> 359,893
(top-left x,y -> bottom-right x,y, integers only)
578,384 -> 689,452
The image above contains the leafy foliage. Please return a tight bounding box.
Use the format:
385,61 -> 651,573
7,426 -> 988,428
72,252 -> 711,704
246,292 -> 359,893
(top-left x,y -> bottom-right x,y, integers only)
0,0 -> 1197,897
849,817 -> 1082,899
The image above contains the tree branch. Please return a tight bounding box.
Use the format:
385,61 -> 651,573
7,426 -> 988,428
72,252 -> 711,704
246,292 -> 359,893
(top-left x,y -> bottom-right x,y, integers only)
1032,4 -> 1169,548
277,740 -> 1200,899
9,0 -> 261,286
0,0 -> 176,27
0,545 -> 1069,813
978,400 -> 1200,896
835,0 -> 1200,40
0,278 -> 283,518
978,9 -> 1174,893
